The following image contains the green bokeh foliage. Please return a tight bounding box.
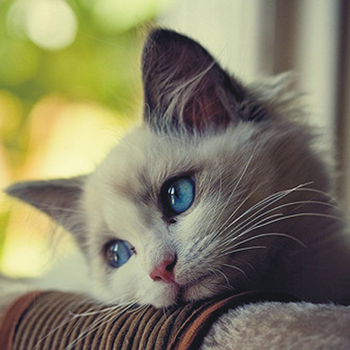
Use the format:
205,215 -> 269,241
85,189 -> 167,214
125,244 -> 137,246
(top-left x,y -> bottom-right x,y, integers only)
0,0 -> 160,264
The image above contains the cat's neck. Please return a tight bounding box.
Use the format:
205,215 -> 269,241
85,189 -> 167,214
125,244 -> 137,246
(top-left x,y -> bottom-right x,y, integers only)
264,214 -> 350,304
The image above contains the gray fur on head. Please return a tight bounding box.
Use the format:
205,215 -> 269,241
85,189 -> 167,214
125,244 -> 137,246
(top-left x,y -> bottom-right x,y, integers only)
6,29 -> 350,308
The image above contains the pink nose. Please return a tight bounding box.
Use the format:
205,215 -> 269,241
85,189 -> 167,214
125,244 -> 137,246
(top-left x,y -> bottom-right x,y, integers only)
150,255 -> 177,283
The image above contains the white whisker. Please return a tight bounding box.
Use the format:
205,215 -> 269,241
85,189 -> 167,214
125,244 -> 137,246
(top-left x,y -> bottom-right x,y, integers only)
221,233 -> 306,255
218,184 -> 307,239
221,198 -> 339,247
221,246 -> 266,257
239,212 -> 346,238
222,263 -> 250,281
65,302 -> 138,349
209,145 -> 259,242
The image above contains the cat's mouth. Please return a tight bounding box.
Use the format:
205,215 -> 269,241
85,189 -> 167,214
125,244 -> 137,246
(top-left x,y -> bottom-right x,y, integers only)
175,273 -> 213,303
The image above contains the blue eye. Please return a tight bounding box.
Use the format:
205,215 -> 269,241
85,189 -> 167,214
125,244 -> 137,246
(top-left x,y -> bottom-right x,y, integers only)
105,240 -> 133,268
161,177 -> 195,216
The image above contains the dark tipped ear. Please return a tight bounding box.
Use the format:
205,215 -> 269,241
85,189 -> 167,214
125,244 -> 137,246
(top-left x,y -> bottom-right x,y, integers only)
142,29 -> 246,133
5,176 -> 86,243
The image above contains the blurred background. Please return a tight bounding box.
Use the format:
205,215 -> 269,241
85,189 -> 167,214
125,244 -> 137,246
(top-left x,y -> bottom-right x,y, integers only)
0,0 -> 349,278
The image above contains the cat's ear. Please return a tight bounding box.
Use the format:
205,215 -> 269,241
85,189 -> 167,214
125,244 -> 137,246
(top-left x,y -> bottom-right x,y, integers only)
5,176 -> 86,244
142,29 -> 246,133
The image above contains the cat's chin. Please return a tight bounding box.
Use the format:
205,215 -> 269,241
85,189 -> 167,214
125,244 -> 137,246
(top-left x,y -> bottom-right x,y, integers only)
180,281 -> 216,304
151,277 -> 217,308
144,282 -> 181,308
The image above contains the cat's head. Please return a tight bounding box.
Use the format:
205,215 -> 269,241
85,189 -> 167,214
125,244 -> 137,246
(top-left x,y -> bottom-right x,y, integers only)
6,29 -> 332,307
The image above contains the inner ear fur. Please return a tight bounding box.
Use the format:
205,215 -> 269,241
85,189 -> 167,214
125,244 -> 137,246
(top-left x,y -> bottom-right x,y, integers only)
142,29 -> 246,133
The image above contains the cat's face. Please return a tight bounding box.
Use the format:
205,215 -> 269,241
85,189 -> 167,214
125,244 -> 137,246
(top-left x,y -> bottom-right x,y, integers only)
82,119 -> 328,307
83,125 -> 271,307
6,29 -> 331,307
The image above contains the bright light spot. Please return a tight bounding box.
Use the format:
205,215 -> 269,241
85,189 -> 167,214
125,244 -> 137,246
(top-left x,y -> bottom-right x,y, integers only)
25,95 -> 133,179
0,209 -> 53,277
0,91 -> 23,190
25,0 -> 78,51
1,239 -> 50,277
0,144 -> 10,191
6,0 -> 29,39
0,205 -> 79,277
93,0 -> 173,33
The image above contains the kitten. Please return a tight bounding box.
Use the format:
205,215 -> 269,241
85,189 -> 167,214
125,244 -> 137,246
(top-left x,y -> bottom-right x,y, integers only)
5,29 -> 350,308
